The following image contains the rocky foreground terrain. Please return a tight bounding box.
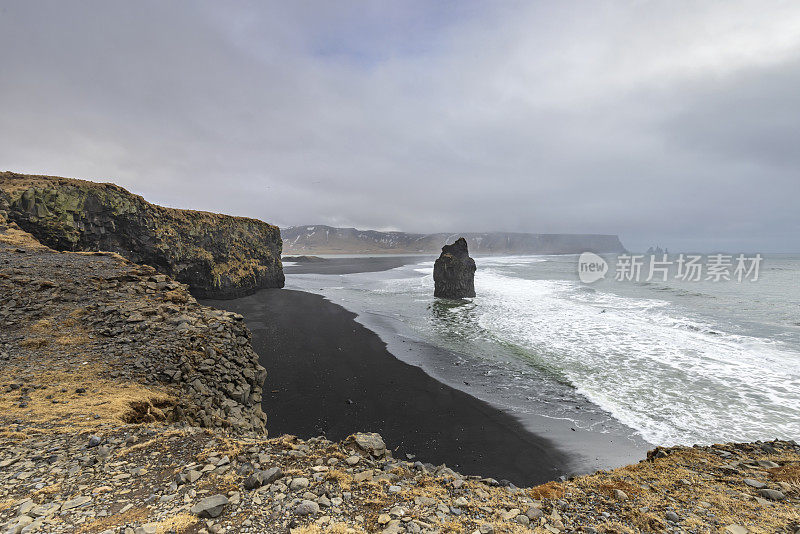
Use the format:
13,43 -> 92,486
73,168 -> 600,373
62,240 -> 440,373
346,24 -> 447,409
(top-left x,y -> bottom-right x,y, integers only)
1,217 -> 800,533
0,172 -> 284,299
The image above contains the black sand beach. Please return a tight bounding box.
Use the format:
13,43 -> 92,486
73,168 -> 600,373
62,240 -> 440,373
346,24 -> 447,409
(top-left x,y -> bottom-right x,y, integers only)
203,287 -> 570,486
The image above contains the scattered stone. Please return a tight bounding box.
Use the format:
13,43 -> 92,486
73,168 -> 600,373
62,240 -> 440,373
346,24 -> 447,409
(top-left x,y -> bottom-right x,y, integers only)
5,515 -> 33,534
352,433 -> 387,457
61,495 -> 91,511
29,502 -> 59,517
190,494 -> 228,518
759,489 -> 786,501
526,507 -> 543,519
295,500 -> 320,516
289,477 -> 310,491
243,467 -> 282,490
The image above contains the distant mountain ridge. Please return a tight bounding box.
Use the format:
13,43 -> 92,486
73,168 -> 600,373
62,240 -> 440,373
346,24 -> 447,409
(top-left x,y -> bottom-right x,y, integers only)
282,225 -> 626,255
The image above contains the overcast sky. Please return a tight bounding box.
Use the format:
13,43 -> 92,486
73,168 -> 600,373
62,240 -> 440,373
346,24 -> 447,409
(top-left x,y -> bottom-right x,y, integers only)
1,1 -> 798,252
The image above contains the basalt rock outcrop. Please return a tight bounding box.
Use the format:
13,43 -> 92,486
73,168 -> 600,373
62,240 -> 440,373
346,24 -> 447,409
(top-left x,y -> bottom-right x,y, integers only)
0,172 -> 284,299
433,237 -> 476,299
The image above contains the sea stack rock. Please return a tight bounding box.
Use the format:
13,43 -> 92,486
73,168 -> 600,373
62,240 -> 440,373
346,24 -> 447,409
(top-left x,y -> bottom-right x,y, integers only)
434,237 -> 476,298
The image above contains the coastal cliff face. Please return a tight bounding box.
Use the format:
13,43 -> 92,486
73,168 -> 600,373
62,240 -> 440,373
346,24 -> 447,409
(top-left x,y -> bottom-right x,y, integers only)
0,172 -> 284,299
434,237 -> 477,298
283,225 -> 627,255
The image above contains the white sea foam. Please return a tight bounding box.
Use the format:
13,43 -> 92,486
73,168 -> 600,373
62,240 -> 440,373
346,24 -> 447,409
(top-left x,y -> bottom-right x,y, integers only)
470,268 -> 800,445
288,254 -> 800,447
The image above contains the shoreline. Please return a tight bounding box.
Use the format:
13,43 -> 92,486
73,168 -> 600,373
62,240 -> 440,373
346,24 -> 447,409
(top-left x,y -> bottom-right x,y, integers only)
282,254 -> 651,475
203,287 -> 571,486
352,307 -> 652,475
282,254 -> 434,275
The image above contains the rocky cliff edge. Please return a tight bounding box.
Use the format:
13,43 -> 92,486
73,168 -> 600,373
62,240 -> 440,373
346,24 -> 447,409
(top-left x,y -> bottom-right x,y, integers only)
0,227 -> 267,434
0,172 -> 284,299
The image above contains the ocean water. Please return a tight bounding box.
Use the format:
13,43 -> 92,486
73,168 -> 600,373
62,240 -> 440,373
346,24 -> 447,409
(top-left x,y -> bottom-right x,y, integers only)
286,254 -> 800,448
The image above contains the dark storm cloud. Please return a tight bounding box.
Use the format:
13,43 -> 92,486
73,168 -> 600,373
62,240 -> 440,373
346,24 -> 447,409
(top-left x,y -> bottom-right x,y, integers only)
0,1 -> 798,252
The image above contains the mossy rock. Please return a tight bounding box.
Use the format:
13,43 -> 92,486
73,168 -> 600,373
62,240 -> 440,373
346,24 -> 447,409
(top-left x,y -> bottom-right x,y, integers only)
0,171 -> 285,297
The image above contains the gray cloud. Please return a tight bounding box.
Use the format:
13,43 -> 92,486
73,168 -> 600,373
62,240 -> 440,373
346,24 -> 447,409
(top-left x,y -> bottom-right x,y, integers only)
1,0 -> 798,252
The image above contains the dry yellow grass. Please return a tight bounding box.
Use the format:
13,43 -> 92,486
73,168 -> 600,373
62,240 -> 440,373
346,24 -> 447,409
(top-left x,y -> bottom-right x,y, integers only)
202,471 -> 240,495
113,429 -> 188,458
0,497 -> 19,513
54,334 -> 88,346
25,318 -> 89,347
398,475 -> 450,503
528,480 -> 564,500
18,337 -> 49,349
290,523 -> 367,534
75,505 -> 150,533
72,250 -> 130,264
31,318 -> 53,331
154,512 -> 198,533
0,366 -> 175,430
325,469 -> 354,491
31,481 -> 62,499
196,435 -> 245,462
769,462 -> 800,484
0,431 -> 29,441
0,225 -> 50,249
566,447 -> 800,533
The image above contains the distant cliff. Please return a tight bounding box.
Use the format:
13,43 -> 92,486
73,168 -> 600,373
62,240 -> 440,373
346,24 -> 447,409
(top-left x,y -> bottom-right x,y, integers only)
0,172 -> 284,298
282,225 -> 626,255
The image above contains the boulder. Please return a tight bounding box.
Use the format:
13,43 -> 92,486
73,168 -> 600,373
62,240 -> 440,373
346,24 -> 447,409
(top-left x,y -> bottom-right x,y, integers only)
190,494 -> 228,518
433,237 -> 476,298
295,499 -> 320,516
243,466 -> 283,490
350,432 -> 387,457
758,488 -> 785,501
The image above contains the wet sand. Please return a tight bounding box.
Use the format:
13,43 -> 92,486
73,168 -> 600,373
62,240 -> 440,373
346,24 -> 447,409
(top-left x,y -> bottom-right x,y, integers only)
282,255 -> 431,275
